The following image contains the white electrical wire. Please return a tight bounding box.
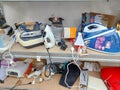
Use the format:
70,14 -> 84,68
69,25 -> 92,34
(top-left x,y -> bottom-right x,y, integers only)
64,47 -> 81,89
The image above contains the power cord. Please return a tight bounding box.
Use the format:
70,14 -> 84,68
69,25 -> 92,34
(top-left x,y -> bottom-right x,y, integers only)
8,78 -> 33,90
46,48 -> 52,64
64,47 -> 81,88
9,78 -> 21,90
45,48 -> 57,77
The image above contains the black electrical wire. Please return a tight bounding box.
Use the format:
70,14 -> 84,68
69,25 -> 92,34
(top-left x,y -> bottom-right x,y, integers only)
45,48 -> 53,77
18,82 -> 32,86
2,88 -> 27,90
8,78 -> 32,90
45,48 -> 57,77
46,48 -> 52,64
2,81 -> 32,90
9,78 -> 21,90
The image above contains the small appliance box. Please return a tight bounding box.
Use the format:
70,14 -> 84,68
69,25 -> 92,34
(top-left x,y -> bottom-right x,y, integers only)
64,27 -> 76,39
90,12 -> 116,28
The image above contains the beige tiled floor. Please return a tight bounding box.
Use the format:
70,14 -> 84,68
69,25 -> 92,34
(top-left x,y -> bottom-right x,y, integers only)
0,72 -> 100,90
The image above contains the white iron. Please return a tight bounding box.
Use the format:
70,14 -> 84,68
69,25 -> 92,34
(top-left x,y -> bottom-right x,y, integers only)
44,25 -> 55,49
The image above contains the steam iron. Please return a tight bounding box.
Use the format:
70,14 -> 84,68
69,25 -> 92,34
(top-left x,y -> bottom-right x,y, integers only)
43,25 -> 55,49
83,23 -> 120,54
15,22 -> 44,48
0,34 -> 14,53
83,23 -> 108,40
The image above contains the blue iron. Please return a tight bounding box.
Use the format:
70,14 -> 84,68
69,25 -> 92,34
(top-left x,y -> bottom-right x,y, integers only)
83,23 -> 120,54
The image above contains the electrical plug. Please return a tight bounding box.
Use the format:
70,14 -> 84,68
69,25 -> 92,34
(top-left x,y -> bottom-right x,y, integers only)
71,47 -> 74,54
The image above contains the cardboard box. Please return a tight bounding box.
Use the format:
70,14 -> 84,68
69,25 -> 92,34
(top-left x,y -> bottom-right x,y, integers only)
90,12 -> 116,28
64,27 -> 77,39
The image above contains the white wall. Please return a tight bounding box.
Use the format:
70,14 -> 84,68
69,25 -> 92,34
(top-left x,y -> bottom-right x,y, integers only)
1,0 -> 120,27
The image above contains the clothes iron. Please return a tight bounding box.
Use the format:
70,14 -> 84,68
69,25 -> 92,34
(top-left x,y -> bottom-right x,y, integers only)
83,23 -> 108,40
43,25 -> 55,49
0,56 -> 17,83
83,23 -> 120,54
48,16 -> 67,50
6,59 -> 33,77
15,22 -> 44,48
49,16 -> 64,27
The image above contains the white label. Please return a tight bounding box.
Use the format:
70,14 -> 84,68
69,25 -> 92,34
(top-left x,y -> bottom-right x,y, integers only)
64,27 -> 70,38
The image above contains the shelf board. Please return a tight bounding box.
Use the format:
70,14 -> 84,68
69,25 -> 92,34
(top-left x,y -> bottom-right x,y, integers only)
11,42 -> 120,62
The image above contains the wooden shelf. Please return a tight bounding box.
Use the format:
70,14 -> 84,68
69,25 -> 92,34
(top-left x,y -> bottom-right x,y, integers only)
11,41 -> 120,62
